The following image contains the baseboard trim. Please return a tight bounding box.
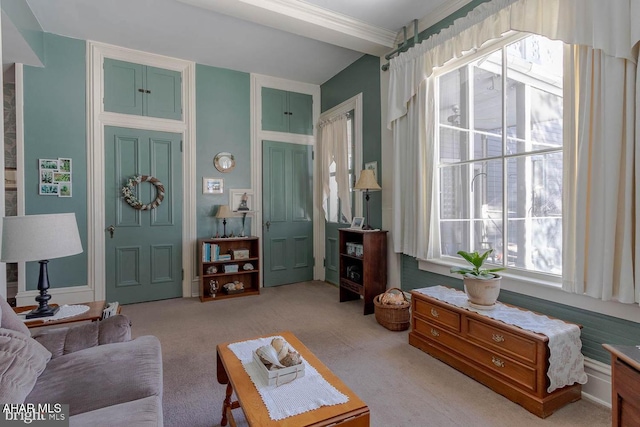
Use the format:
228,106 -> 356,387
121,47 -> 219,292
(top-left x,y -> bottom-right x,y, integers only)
581,357 -> 611,408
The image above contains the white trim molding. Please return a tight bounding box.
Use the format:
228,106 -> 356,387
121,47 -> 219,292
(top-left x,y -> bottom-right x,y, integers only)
83,40 -> 196,304
177,0 -> 396,56
582,357 -> 612,408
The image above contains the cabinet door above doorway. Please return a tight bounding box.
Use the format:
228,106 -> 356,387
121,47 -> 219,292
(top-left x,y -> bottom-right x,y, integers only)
261,87 -> 312,135
104,58 -> 182,120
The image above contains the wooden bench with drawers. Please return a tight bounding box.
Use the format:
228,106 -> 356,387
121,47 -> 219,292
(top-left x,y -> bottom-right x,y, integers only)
409,288 -> 582,418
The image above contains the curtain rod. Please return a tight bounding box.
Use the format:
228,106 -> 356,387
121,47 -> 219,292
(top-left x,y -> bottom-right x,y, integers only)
381,19 -> 418,71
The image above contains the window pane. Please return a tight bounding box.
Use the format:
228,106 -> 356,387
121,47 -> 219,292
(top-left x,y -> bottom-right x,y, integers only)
473,50 -> 503,154
506,152 -> 562,274
506,35 -> 563,155
440,160 -> 503,260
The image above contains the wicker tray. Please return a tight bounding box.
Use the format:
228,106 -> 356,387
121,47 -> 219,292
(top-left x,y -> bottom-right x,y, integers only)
374,288 -> 410,331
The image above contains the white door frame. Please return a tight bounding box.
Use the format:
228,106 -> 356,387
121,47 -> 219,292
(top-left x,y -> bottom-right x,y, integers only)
250,74 -> 320,284
87,41 -> 196,302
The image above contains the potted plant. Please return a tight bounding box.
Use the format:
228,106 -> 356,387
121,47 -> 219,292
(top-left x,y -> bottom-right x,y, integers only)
450,249 -> 504,309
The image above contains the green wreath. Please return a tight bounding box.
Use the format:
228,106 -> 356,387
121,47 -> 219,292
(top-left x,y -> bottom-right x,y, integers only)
122,175 -> 165,211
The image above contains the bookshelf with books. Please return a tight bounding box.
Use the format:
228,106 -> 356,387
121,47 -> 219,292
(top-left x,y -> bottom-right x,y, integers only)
198,237 -> 260,302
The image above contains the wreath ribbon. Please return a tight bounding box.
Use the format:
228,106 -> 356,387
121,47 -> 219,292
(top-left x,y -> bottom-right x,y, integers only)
122,175 -> 165,210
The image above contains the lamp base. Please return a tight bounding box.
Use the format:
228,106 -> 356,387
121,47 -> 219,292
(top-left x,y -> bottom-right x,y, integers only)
26,305 -> 59,319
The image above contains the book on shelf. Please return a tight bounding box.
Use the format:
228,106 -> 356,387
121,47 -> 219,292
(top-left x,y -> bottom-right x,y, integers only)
202,242 -> 221,262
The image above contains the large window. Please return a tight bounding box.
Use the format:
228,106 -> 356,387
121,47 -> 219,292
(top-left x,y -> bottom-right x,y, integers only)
437,34 -> 564,277
326,112 -> 355,224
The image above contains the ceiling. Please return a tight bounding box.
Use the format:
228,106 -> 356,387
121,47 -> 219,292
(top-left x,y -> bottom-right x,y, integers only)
13,0 -> 471,85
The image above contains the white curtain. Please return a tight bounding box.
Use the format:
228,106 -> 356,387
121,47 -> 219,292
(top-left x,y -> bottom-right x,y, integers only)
563,46 -> 639,304
318,115 -> 352,222
388,0 -> 640,303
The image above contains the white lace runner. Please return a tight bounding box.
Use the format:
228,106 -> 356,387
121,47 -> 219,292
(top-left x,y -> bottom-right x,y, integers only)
416,286 -> 588,393
228,336 -> 349,421
17,304 -> 90,323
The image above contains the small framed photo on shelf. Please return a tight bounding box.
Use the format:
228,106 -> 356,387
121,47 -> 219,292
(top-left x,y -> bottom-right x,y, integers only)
203,177 -> 223,194
350,216 -> 364,229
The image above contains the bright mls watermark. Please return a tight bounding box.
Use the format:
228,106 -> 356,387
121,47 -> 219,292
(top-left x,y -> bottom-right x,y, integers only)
0,404 -> 68,426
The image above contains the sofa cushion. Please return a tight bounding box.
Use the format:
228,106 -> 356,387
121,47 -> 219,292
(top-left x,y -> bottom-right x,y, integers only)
69,396 -> 163,427
0,295 -> 30,336
26,335 -> 162,416
32,315 -> 132,359
0,328 -> 52,403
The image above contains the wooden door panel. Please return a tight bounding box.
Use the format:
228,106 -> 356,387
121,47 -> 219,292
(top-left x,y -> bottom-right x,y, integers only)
145,66 -> 182,120
288,91 -> 313,135
116,246 -> 141,287
263,140 -> 313,286
104,59 -> 144,116
105,126 -> 182,304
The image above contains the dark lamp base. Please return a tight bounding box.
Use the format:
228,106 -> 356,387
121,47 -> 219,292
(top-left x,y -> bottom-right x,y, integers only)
26,305 -> 59,319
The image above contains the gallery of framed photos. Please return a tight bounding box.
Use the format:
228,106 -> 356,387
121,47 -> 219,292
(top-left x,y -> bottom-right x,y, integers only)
39,158 -> 72,197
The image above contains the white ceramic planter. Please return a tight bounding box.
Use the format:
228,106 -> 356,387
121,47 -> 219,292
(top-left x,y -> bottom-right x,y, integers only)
463,275 -> 501,309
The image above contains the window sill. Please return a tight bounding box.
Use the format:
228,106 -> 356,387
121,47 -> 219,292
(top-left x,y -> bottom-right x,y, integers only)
417,259 -> 640,323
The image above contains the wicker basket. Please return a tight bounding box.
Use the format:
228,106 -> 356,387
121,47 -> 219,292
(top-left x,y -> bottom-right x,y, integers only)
374,288 -> 410,331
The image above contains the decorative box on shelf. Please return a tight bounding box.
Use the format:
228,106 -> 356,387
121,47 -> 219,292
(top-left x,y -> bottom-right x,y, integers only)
252,351 -> 305,386
232,249 -> 250,260
346,242 -> 364,257
224,264 -> 239,273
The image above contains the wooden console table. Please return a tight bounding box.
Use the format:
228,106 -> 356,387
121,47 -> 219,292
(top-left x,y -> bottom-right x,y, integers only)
603,344 -> 640,426
409,288 -> 582,418
216,331 -> 369,426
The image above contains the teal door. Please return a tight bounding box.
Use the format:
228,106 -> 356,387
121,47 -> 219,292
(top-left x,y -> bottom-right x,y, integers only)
261,88 -> 313,135
105,126 -> 183,304
262,140 -> 313,286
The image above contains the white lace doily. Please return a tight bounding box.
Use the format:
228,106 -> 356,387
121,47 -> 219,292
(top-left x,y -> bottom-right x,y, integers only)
228,336 -> 349,421
17,304 -> 90,323
416,286 -> 588,393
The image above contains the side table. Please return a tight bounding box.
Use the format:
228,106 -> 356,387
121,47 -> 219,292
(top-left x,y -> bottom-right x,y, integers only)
603,344 -> 640,426
13,300 -> 117,329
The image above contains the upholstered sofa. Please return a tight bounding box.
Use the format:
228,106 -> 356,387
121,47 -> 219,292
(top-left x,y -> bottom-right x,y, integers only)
0,296 -> 163,426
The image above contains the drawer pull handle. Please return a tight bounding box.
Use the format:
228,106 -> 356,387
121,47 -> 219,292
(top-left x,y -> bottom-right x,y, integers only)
492,356 -> 505,368
430,328 -> 440,337
492,334 -> 505,343
430,308 -> 439,318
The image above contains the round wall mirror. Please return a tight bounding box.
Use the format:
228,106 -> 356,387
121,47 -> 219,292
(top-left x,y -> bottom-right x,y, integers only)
214,152 -> 235,173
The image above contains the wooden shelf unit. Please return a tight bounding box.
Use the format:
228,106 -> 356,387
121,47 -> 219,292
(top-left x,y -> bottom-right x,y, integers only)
198,237 -> 260,302
339,229 -> 387,315
409,288 -> 582,418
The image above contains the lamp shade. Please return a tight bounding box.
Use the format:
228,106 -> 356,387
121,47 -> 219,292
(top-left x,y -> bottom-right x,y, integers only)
1,213 -> 83,262
216,205 -> 234,219
354,170 -> 381,191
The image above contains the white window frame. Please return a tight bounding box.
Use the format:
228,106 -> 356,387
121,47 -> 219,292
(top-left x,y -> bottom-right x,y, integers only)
420,32 -> 567,290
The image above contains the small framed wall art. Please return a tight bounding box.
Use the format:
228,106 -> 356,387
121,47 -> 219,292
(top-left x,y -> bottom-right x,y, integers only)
39,158 -> 72,197
203,177 -> 223,194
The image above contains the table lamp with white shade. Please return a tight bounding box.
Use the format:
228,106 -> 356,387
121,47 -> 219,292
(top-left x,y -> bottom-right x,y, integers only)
1,213 -> 83,318
353,169 -> 382,230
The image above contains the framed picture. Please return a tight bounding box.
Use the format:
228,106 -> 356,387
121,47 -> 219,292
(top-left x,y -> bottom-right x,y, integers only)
38,157 -> 73,197
229,189 -> 253,212
203,177 -> 223,194
350,216 -> 364,229
365,161 -> 378,184
39,159 -> 59,170
59,183 -> 72,197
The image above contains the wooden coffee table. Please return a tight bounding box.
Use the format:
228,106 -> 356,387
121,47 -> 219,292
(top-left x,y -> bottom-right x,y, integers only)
13,300 -> 114,329
216,331 -> 370,426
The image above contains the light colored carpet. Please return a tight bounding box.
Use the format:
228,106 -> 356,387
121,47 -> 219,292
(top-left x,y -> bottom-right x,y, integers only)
122,281 -> 610,427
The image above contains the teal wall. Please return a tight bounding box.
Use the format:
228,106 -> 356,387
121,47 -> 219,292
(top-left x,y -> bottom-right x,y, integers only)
195,65 -> 251,242
1,0 -> 45,65
21,36 -> 254,288
23,33 -> 87,289
321,54 -> 382,229
402,257 -> 639,364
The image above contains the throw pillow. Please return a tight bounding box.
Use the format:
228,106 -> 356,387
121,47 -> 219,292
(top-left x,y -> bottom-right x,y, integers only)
0,295 -> 30,336
0,328 -> 52,403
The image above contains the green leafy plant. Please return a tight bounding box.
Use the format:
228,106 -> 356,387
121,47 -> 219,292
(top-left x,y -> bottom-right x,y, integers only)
450,249 -> 505,279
